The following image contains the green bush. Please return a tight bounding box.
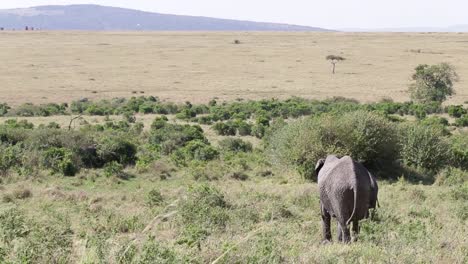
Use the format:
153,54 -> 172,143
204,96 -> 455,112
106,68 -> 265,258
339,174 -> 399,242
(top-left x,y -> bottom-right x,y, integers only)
138,237 -> 179,263
147,189 -> 164,207
219,138 -> 253,153
177,184 -> 230,247
96,133 -> 137,165
419,116 -> 450,135
236,121 -> 252,136
251,124 -> 267,139
4,119 -> 34,129
212,122 -> 237,136
172,140 -> 218,166
0,103 -> 10,116
42,147 -> 77,176
269,110 -> 398,179
150,116 -> 169,130
0,144 -> 22,175
103,161 -> 128,179
149,120 -> 206,155
447,105 -> 467,118
455,115 -> 468,127
399,123 -> 449,171
179,184 -> 229,231
135,144 -> 161,171
175,108 -> 196,120
448,132 -> 468,169
435,167 -> 467,186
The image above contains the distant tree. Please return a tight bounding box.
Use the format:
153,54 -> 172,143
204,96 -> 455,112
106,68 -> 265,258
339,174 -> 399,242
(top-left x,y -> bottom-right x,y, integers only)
25,26 -> 28,31
326,55 -> 345,74
0,27 -> 4,31
409,63 -> 458,103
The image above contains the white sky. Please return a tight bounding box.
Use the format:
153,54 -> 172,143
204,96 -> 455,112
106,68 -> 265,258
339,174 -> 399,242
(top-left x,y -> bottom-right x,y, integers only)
0,0 -> 467,29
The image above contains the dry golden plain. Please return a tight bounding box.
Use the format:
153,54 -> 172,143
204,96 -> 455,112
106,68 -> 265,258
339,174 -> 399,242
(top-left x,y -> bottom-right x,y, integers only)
1,31 -> 468,106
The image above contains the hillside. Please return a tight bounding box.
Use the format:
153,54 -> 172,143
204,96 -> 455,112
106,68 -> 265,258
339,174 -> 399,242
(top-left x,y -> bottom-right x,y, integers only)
0,4 -> 331,31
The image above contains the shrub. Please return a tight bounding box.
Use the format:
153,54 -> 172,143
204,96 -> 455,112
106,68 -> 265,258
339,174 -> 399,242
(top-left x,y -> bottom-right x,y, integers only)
399,123 -> 449,171
150,116 -> 169,130
269,110 -> 398,180
228,171 -> 249,181
236,121 -> 252,136
179,184 -> 229,228
455,115 -> 468,127
149,121 -> 206,155
420,116 -> 450,135
138,237 -> 178,263
219,138 -> 253,153
446,105 -> 467,118
212,122 -> 236,136
4,119 -> 34,129
0,144 -> 22,175
251,124 -> 267,139
96,133 -> 137,165
172,140 -> 219,166
255,114 -> 270,127
103,161 -> 128,179
123,112 -> 136,123
46,122 -> 61,129
42,147 -> 77,176
135,144 -> 161,172
175,108 -> 196,120
448,132 -> 468,169
435,167 -> 467,186
0,103 -> 10,116
177,184 -> 229,247
147,189 -> 164,207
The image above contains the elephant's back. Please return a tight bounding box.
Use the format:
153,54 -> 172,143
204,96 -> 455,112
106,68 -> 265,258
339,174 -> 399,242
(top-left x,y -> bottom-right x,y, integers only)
318,156 -> 372,221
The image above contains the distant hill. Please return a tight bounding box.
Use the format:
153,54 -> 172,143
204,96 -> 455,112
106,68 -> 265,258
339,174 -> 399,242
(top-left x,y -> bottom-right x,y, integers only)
0,4 -> 332,31
342,25 -> 468,32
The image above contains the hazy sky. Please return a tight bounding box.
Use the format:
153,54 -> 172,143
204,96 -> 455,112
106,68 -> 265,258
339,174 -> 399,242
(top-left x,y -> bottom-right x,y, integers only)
1,0 -> 467,29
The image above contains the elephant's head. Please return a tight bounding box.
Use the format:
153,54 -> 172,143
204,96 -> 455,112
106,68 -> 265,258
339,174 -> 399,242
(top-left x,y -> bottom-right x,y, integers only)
315,159 -> 325,177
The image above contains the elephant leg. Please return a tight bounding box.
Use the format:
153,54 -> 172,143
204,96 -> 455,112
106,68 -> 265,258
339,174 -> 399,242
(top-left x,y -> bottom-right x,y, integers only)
337,222 -> 343,242
352,219 -> 359,242
321,205 -> 332,242
338,221 -> 351,243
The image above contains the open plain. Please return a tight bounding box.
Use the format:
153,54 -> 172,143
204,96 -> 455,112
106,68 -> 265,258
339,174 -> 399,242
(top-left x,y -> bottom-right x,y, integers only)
1,31 -> 468,105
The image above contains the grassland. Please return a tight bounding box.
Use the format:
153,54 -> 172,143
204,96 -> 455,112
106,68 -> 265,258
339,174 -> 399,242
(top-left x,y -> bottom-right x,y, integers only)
0,32 -> 467,263
1,32 -> 468,106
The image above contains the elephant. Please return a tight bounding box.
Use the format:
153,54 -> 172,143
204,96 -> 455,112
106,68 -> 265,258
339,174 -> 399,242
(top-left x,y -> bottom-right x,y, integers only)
315,155 -> 379,243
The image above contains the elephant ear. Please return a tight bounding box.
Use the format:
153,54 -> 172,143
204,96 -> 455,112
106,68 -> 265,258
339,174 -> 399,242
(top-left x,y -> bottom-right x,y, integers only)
315,159 -> 325,176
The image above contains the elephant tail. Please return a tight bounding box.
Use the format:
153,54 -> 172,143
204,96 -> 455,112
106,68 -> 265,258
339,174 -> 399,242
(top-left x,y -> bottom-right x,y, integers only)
346,185 -> 358,226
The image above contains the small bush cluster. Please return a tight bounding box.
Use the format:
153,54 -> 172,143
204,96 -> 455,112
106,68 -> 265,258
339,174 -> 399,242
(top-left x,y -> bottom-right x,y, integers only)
269,110 -> 398,179
399,123 -> 449,171
219,138 -> 253,153
178,184 -> 230,247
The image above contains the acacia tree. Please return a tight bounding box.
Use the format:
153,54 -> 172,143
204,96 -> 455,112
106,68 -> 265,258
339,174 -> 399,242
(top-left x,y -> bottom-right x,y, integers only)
326,55 -> 345,74
409,63 -> 458,103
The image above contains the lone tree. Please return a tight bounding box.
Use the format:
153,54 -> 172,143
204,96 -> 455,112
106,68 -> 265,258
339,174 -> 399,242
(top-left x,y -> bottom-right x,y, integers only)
326,55 -> 345,74
409,63 -> 458,103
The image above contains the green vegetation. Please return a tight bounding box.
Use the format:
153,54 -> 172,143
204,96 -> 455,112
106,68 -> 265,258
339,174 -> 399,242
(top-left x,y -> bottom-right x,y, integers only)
409,63 -> 458,103
269,110 -> 398,180
0,96 -> 467,263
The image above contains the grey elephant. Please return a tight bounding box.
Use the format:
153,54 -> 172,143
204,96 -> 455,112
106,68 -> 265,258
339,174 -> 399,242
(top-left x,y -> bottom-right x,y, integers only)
315,155 -> 379,243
